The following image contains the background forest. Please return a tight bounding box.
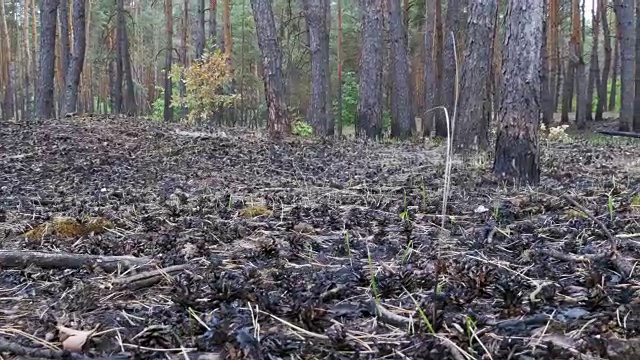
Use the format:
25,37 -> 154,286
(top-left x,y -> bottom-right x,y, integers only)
0,0 -> 632,136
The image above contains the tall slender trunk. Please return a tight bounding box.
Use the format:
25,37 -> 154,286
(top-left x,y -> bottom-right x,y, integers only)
303,0 -> 332,136
58,0 -> 71,113
609,26 -> 619,111
596,0 -> 610,121
22,0 -> 32,120
196,0 -> 206,58
0,0 -> 14,119
210,0 -> 217,46
585,0 -> 599,122
455,0 -> 496,151
634,0 -> 640,129
62,0 -> 87,115
432,0 -> 444,136
423,0 -> 436,136
388,0 -> 412,139
541,0 -> 552,125
164,0 -> 173,122
250,0 -> 291,137
439,0 -> 460,137
36,0 -> 60,120
336,0 -> 343,136
613,0 -> 634,131
356,0 -> 384,139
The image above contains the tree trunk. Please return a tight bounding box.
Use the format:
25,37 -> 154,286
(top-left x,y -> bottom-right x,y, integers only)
423,0 -> 436,136
438,0 -> 460,137
432,0 -> 444,136
303,0 -> 332,136
490,0 -> 502,123
613,0 -> 634,131
36,0 -> 60,120
541,0 -> 552,125
250,0 -> 291,137
196,0 -> 206,58
585,2 -> 600,122
336,0 -> 343,136
454,0 -> 496,151
62,0 -> 86,115
164,0 -> 173,122
58,0 -> 71,112
547,0 -> 559,117
596,0 -> 610,121
493,0 -> 542,185
0,0 -> 15,120
210,0 -> 217,46
22,0 -> 32,120
388,0 -> 412,139
634,0 -> 640,129
609,27 -> 619,111
356,0 -> 385,139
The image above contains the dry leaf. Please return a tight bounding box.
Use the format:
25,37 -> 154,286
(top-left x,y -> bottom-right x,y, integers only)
57,325 -> 96,352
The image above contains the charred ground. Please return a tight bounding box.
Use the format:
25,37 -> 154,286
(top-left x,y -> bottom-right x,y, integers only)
1,116 -> 640,359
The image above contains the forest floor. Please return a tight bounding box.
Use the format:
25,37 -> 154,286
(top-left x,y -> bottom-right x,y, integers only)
1,115 -> 640,360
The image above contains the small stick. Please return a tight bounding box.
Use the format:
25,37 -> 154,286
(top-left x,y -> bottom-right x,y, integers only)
562,194 -> 617,252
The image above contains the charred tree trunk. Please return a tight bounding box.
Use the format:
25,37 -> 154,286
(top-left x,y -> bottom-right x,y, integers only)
336,0 -> 343,136
454,0 -> 496,151
22,0 -> 32,120
164,0 -> 173,122
493,0 -> 542,185
613,0 -> 634,131
432,0 -> 444,136
250,0 -> 291,137
303,0 -> 333,136
209,0 -> 217,47
546,0 -> 559,118
585,3 -> 600,122
62,0 -> 86,115
356,0 -> 385,139
572,0 -> 587,129
596,0 -> 610,121
36,0 -> 60,120
388,0 -> 412,139
541,0 -> 552,125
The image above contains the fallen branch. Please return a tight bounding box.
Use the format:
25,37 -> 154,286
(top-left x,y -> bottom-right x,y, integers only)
0,250 -> 153,272
369,299 -> 414,329
0,337 -> 131,360
594,128 -> 640,139
112,264 -> 192,289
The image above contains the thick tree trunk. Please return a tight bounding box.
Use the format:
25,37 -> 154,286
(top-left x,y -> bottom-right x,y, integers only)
613,0 -> 634,131
303,0 -> 333,136
62,0 -> 87,115
422,0 -> 436,136
561,61 -> 575,123
250,0 -> 291,137
164,0 -> 173,122
388,0 -> 412,139
36,0 -> 60,120
493,0 -> 542,185
438,0 -> 460,137
585,5 -> 600,122
596,0 -> 610,121
356,0 -> 385,139
454,0 -> 496,151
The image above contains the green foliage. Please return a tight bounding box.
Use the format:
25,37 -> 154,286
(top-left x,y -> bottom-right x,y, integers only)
334,71 -> 391,131
292,121 -> 313,137
151,85 -> 180,121
169,51 -> 239,123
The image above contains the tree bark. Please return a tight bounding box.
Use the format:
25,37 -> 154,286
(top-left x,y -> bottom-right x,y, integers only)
337,0 -> 343,136
609,26 -> 619,111
388,0 -> 412,139
596,0 -> 610,121
613,0 -> 634,131
455,0 -> 496,151
541,0 -> 552,125
196,0 -> 206,58
493,0 -> 542,185
36,0 -> 60,120
164,0 -> 173,122
303,0 -> 333,136
634,0 -> 640,129
62,0 -> 87,115
58,0 -> 71,112
585,2 -> 600,122
210,0 -> 217,46
250,0 -> 291,137
356,0 -> 385,139
423,0 -> 436,136
438,0 -> 460,137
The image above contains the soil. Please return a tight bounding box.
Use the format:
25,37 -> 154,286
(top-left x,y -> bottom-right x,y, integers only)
1,115 -> 640,360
